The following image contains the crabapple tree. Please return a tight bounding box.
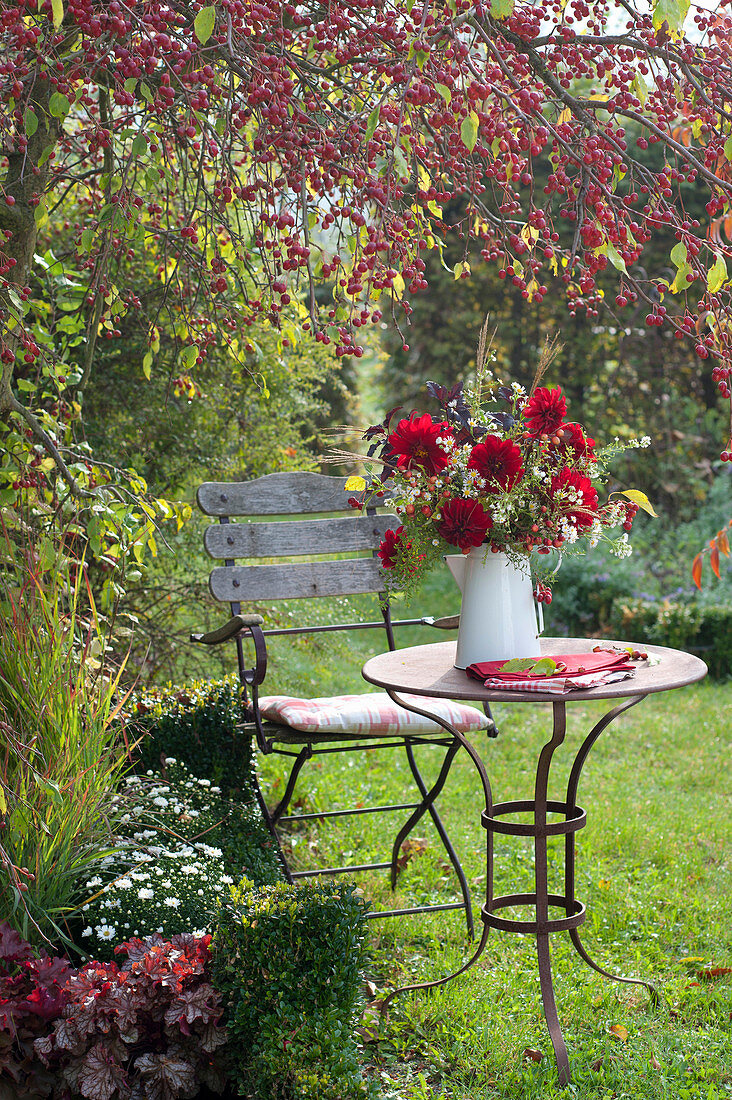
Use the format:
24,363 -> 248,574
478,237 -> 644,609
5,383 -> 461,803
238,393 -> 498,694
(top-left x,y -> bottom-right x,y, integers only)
2,0 -> 732,526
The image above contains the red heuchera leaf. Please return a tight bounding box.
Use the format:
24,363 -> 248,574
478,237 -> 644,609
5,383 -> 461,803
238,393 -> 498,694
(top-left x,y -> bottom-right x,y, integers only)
76,1041 -> 129,1100
134,1049 -> 197,1100
163,983 -> 222,1030
0,923 -> 31,968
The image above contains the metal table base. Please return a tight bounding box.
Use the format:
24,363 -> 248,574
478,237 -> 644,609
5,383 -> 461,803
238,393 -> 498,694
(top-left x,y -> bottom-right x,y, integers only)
380,693 -> 660,1085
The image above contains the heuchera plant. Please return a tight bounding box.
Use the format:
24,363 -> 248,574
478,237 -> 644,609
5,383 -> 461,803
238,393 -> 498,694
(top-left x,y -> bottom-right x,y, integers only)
0,920 -> 72,1098
351,351 -> 654,600
33,932 -> 228,1100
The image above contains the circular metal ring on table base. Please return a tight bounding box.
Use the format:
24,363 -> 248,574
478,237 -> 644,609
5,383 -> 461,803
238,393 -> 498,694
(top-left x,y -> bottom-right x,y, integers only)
482,893 -> 586,934
481,799 -> 587,837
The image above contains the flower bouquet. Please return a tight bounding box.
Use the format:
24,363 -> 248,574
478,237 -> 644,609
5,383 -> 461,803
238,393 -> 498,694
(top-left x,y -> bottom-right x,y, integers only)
348,355 -> 652,607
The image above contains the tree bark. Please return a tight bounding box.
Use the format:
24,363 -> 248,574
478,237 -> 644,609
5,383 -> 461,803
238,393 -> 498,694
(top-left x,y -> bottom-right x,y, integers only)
0,75 -> 61,421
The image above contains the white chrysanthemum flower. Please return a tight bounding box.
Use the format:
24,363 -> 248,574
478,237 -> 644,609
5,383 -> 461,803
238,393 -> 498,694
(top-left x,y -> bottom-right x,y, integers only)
138,888 -> 154,900
116,877 -> 133,890
96,924 -> 116,941
163,897 -> 180,908
81,926 -> 93,937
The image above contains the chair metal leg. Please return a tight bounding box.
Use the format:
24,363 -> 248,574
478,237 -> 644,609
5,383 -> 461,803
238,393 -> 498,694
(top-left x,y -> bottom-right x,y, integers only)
403,739 -> 475,939
389,740 -> 461,888
270,745 -> 312,825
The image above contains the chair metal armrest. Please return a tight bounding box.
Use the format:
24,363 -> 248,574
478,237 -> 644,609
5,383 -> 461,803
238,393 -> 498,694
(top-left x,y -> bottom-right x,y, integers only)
190,614 -> 264,645
425,614 -> 460,630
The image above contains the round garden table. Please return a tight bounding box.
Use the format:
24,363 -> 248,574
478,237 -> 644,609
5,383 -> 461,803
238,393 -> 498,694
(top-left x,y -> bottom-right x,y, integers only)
362,637 -> 707,1085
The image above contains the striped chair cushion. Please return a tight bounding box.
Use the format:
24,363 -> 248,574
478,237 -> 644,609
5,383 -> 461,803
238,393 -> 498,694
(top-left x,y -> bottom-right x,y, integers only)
257,693 -> 490,737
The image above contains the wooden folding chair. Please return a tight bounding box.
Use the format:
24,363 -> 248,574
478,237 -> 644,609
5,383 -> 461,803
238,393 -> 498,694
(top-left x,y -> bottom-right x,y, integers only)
191,471 -> 495,935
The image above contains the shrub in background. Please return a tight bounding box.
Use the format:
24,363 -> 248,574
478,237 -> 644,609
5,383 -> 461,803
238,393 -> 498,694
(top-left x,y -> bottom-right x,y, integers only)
79,760 -> 281,960
212,880 -> 376,1100
609,600 -> 732,679
0,548 -> 131,946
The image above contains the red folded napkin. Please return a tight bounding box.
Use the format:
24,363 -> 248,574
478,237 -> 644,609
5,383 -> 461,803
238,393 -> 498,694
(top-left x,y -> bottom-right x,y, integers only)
467,650 -> 635,682
466,649 -> 642,694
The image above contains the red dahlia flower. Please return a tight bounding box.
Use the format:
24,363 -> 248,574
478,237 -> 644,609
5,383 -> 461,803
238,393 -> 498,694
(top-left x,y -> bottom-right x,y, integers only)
467,435 -> 525,492
551,422 -> 595,460
549,468 -> 598,527
387,413 -> 452,475
437,498 -> 492,551
523,386 -> 567,438
377,526 -> 405,569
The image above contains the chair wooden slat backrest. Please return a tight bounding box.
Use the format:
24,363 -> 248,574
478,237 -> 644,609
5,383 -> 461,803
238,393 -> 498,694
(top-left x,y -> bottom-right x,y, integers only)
198,470 -> 398,632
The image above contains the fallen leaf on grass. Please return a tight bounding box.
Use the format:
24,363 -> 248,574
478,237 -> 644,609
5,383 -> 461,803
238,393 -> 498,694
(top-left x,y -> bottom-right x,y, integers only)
522,1047 -> 543,1063
609,1023 -> 628,1042
651,1055 -> 661,1070
696,966 -> 732,980
395,837 -> 428,873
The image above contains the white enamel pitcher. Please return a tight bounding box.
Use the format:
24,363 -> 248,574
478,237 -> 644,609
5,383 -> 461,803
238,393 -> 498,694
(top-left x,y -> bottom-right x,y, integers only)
445,548 -> 544,669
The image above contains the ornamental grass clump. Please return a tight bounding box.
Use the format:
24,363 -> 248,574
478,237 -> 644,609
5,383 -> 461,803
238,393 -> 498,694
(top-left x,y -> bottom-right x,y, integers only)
78,759 -> 280,959
0,547 -> 132,947
348,333 -> 655,602
212,879 -> 376,1100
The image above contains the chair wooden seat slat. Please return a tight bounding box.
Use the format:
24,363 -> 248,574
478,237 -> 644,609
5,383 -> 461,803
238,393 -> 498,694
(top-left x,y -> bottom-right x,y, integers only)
191,470 -> 495,936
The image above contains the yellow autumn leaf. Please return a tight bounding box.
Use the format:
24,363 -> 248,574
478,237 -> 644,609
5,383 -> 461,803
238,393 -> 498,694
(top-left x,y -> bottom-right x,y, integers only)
345,476 -> 366,492
620,489 -> 658,517
609,1024 -> 628,1043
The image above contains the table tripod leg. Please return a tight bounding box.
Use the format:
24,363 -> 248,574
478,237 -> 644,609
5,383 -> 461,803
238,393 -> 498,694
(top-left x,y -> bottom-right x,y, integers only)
380,924 -> 491,1017
563,694 -> 659,1003
567,927 -> 660,1003
537,932 -> 571,1086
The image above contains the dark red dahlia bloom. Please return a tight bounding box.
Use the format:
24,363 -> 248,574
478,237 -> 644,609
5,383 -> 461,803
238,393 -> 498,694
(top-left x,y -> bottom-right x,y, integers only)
523,386 -> 567,438
551,422 -> 595,460
467,435 -> 525,492
549,468 -> 599,527
436,498 -> 492,551
377,526 -> 405,569
387,413 -> 452,474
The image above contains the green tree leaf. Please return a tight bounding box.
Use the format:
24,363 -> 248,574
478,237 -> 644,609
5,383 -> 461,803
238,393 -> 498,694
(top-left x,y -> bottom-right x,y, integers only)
194,5 -> 216,44
49,93 -> 71,119
435,83 -> 452,105
652,0 -> 690,34
707,253 -> 728,294
51,0 -> 64,29
461,112 -> 479,152
490,0 -> 515,16
24,108 -> 38,137
365,105 -> 380,142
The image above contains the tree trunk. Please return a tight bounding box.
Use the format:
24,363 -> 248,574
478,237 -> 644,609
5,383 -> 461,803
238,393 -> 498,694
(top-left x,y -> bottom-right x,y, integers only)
0,75 -> 61,420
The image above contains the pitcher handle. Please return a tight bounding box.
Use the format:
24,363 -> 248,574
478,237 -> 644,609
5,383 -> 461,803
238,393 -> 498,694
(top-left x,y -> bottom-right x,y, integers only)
536,594 -> 544,635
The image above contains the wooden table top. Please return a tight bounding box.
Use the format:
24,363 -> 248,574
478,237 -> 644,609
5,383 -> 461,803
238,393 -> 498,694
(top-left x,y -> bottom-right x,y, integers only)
362,637 -> 708,704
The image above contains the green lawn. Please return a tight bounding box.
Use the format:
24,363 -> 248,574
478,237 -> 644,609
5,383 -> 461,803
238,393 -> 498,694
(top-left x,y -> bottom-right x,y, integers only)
257,670 -> 732,1100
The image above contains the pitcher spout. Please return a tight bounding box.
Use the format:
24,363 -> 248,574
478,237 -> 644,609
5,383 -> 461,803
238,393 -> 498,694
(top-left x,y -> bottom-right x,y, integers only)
444,553 -> 466,595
